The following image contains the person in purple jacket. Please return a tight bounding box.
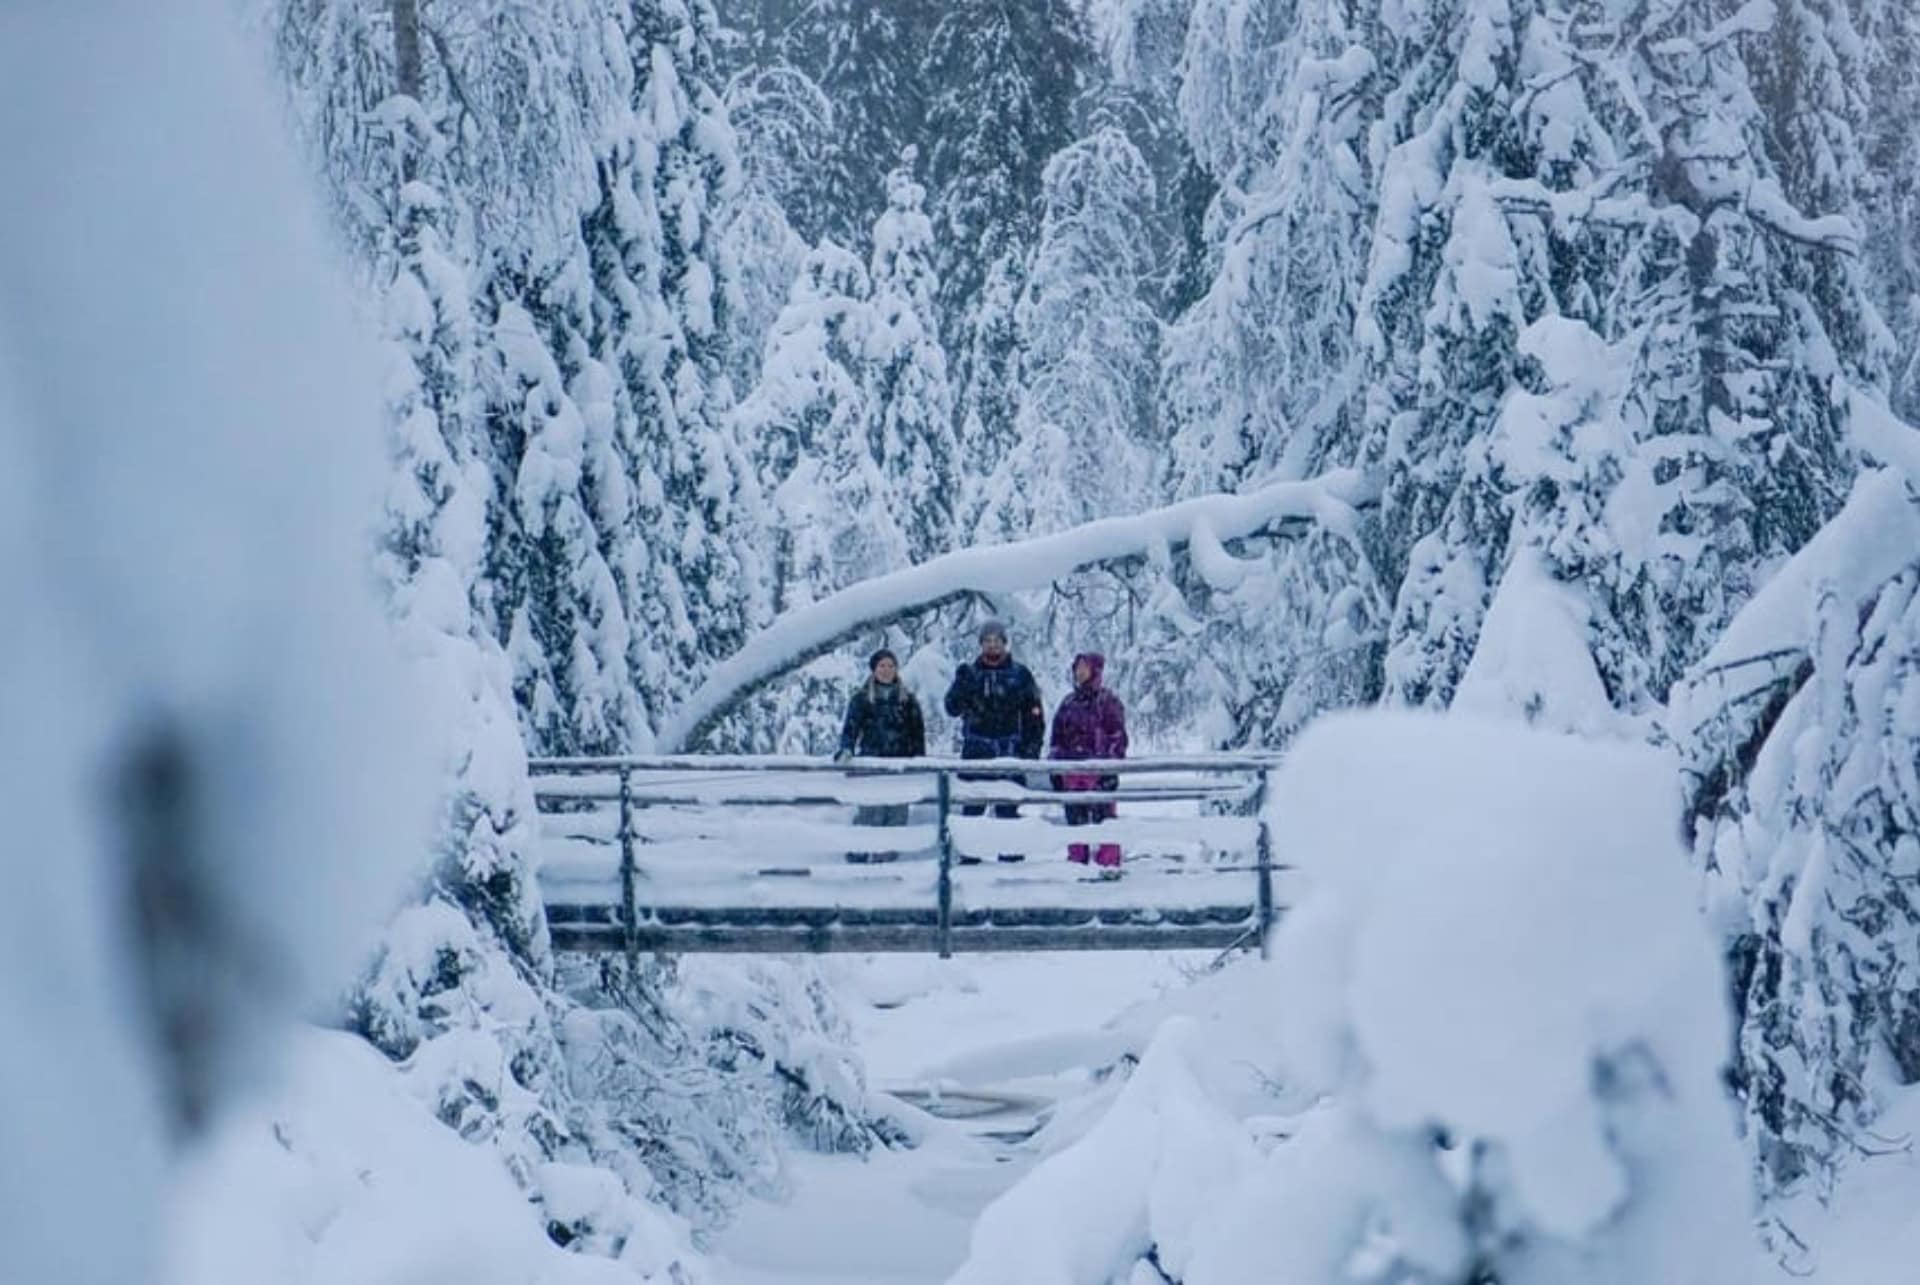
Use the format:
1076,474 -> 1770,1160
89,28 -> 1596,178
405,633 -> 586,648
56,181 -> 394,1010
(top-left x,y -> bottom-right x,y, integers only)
1048,652 -> 1129,870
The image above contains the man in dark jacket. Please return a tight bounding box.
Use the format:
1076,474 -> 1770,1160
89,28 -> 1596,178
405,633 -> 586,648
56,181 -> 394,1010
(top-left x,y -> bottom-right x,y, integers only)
836,648 -> 924,862
944,619 -> 1045,861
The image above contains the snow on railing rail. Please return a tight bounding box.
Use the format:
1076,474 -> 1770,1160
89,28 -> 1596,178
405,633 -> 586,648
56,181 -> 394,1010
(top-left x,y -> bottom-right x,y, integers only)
527,753 -> 1284,960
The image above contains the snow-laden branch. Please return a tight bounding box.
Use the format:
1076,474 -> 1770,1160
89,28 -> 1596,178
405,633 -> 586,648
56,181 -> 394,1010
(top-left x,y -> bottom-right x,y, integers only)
1665,393 -> 1920,817
659,468 -> 1381,750
1668,467 -> 1920,740
1847,386 -> 1920,491
1489,172 -> 1861,258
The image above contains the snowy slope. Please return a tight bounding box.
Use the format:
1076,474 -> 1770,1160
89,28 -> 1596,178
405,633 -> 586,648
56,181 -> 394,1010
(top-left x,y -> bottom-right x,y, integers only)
166,1029 -> 706,1285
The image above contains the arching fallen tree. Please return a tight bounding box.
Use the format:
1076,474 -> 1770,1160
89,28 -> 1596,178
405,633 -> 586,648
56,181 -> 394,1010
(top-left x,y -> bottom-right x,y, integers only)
659,468 -> 1381,750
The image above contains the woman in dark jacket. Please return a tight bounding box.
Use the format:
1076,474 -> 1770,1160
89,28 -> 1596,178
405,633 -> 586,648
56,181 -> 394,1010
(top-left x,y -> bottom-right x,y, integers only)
1049,652 -> 1128,870
836,648 -> 925,861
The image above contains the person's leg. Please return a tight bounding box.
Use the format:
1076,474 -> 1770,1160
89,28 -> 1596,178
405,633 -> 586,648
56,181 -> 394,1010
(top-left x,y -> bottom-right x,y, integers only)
1064,800 -> 1091,863
848,802 -> 888,863
1095,801 -> 1120,868
993,797 -> 1023,861
955,769 -> 987,863
871,801 -> 908,862
992,764 -> 1024,861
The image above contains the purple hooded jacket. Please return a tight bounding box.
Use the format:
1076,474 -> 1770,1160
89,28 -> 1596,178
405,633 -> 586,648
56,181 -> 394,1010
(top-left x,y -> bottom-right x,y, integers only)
1049,653 -> 1128,763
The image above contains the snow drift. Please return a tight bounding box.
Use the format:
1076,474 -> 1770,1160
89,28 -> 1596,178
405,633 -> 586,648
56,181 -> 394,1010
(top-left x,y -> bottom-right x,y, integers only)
950,710 -> 1767,1283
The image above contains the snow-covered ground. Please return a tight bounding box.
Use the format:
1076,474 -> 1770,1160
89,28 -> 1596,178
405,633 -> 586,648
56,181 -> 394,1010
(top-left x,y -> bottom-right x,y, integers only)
162,1027 -> 708,1285
711,950 -> 1213,1284
713,712 -> 1920,1285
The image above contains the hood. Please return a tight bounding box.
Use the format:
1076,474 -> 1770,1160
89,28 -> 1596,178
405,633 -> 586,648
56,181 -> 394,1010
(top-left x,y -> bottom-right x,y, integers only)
1071,652 -> 1106,689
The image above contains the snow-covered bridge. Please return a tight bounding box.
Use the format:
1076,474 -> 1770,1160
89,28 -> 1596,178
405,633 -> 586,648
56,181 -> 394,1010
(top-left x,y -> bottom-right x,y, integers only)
532,755 -> 1285,958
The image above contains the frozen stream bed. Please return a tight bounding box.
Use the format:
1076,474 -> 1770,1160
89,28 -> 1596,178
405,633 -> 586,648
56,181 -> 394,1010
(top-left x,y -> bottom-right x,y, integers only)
709,951 -> 1213,1284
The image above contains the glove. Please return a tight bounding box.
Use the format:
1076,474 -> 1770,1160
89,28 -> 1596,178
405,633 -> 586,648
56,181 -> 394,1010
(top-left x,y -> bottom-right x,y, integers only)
833,748 -> 852,763
1099,775 -> 1119,793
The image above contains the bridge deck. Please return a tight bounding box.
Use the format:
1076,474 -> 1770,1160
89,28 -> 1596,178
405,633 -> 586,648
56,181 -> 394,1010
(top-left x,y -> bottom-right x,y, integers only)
530,754 -> 1281,957
546,904 -> 1258,954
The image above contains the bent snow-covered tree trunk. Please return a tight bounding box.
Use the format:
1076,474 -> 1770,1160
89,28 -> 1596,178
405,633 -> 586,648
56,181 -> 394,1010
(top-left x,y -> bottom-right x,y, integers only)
660,468 -> 1380,749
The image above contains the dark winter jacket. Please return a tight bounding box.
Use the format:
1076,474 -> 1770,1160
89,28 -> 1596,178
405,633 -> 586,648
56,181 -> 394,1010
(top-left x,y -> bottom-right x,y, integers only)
944,655 -> 1045,759
838,679 -> 926,758
1049,653 -> 1128,764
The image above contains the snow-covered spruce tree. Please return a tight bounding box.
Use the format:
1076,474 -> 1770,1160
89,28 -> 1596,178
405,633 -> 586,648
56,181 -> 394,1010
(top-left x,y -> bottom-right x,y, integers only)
977,125 -> 1160,547
1721,0 -> 1888,535
1084,0 -> 1214,316
969,125 -> 1163,693
271,0 -> 887,1249
1162,0 -> 1373,503
918,0 -> 1083,297
733,236 -> 917,751
274,0 -> 683,1257
716,61 -> 821,393
272,0 -> 570,1028
1145,0 -> 1389,746
1625,1 -> 1920,1204
1328,0 -> 1877,720
1848,0 -> 1920,420
738,244 -> 904,612
590,0 -> 769,739
330,0 -> 647,759
491,293 -> 648,755
1664,456 -> 1920,1203
867,158 -> 960,568
921,0 -> 1091,510
1741,562 -> 1920,1200
1143,0 -> 1881,745
722,0 -> 942,250
1361,1 -> 1557,714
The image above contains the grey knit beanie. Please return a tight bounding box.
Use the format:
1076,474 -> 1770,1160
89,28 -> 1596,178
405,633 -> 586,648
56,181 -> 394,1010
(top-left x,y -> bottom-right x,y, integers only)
977,617 -> 1009,643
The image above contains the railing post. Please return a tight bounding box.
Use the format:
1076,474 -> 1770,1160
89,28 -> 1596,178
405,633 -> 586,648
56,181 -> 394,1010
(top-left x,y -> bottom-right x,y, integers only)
936,769 -> 954,960
618,765 -> 639,975
1254,766 -> 1274,961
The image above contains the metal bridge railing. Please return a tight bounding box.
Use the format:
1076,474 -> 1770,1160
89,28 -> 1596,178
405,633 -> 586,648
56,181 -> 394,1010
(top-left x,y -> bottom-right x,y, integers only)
529,754 -> 1284,961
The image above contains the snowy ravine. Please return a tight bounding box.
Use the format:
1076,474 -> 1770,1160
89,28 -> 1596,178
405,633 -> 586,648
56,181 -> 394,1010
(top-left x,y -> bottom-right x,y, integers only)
710,951 -> 1215,1285
265,0 -> 1920,1245
15,0 -> 1920,1281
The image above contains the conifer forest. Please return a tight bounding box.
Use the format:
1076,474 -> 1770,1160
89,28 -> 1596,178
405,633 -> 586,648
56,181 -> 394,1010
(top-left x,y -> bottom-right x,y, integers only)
6,2 -> 1920,1282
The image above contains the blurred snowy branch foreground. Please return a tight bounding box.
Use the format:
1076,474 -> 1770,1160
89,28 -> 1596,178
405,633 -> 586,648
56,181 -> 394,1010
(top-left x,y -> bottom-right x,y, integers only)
953,713 -> 1768,1285
0,6 -> 438,1285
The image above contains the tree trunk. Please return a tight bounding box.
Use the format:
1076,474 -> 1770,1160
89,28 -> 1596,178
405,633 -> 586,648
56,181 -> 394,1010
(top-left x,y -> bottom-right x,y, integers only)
391,0 -> 422,99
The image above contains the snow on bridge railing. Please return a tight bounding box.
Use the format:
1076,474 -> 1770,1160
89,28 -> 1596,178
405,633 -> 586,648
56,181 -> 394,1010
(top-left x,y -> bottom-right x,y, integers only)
527,753 -> 1286,961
